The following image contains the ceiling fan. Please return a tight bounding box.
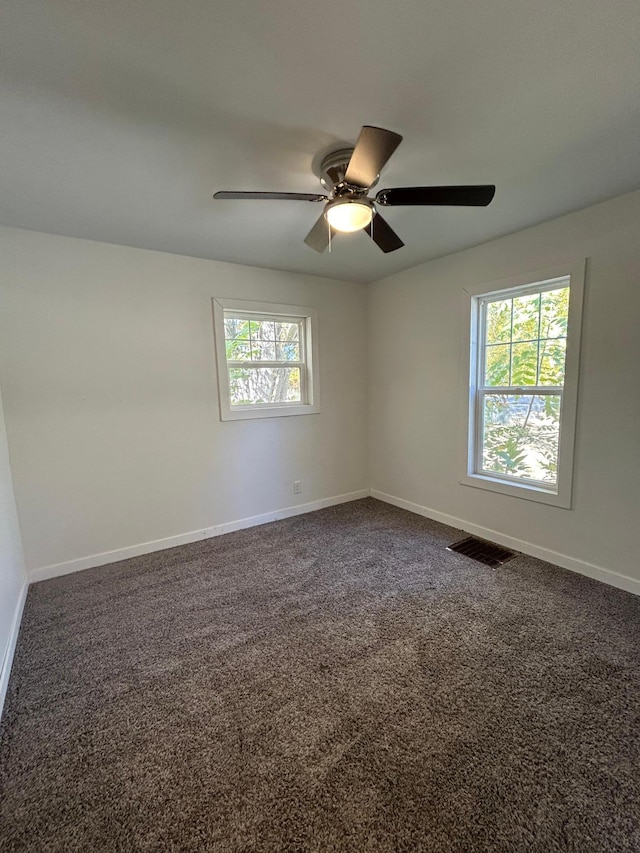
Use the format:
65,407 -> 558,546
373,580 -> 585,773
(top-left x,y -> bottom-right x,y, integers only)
214,126 -> 495,254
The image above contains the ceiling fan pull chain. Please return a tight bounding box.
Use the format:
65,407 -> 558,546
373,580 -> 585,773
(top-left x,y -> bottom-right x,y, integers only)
328,220 -> 332,253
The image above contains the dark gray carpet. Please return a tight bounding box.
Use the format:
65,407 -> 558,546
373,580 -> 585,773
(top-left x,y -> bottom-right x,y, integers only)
1,498 -> 640,852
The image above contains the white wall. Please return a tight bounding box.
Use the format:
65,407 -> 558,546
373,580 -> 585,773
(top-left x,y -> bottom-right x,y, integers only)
1,189 -> 639,594
368,189 -> 640,589
0,382 -> 28,709
0,227 -> 368,574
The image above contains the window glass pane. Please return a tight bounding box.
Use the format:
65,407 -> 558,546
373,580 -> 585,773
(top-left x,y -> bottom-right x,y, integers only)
511,341 -> 538,385
224,317 -> 250,341
229,367 -> 302,405
485,299 -> 511,344
250,340 -> 275,361
538,338 -> 566,386
252,320 -> 276,341
485,344 -> 510,386
276,341 -> 300,361
276,321 -> 300,342
512,293 -> 540,342
540,287 -> 569,339
225,339 -> 251,361
481,394 -> 560,484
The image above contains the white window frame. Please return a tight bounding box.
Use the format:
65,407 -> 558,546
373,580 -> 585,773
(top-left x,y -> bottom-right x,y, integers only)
212,297 -> 320,421
460,260 -> 585,508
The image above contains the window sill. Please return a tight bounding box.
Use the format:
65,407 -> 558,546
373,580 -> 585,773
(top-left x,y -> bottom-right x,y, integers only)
460,472 -> 571,508
221,403 -> 320,422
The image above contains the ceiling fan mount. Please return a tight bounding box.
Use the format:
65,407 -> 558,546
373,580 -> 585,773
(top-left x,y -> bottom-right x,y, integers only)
214,126 -> 495,255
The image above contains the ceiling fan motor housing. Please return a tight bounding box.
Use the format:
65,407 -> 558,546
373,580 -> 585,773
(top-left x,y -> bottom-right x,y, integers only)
319,148 -> 379,195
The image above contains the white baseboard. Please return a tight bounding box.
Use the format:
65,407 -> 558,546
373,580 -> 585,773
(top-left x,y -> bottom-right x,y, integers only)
0,579 -> 28,721
29,489 -> 371,584
370,489 -> 640,597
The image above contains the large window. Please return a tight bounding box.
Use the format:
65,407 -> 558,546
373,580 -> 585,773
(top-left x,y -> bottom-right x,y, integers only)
462,262 -> 585,507
212,298 -> 319,421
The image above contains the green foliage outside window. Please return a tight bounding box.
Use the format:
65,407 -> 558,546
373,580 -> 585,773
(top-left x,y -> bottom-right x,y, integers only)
480,287 -> 569,483
224,316 -> 302,405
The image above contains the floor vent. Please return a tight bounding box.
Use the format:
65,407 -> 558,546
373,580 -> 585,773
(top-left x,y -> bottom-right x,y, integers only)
447,536 -> 515,568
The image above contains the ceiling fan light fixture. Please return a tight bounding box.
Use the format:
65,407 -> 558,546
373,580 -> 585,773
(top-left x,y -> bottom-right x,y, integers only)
324,197 -> 373,233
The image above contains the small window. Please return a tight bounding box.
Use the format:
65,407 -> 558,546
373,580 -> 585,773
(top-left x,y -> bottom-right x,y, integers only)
461,261 -> 585,508
212,298 -> 320,421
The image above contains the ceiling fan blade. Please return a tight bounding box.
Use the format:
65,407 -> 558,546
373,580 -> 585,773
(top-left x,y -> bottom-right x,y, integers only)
214,191 -> 328,202
376,185 -> 496,207
365,212 -> 404,253
304,213 -> 336,253
344,126 -> 403,189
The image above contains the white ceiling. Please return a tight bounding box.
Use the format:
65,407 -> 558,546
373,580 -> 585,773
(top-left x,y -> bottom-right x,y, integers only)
1,1 -> 640,283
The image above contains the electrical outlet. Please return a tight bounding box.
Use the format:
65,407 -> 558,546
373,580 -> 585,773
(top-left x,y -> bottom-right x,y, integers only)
293,480 -> 301,495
